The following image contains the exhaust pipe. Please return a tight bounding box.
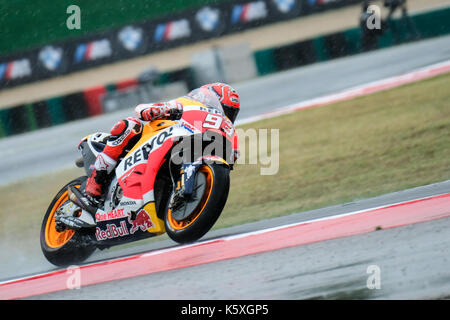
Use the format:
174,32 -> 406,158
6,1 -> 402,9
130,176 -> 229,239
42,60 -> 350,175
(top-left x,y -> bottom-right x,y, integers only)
67,185 -> 97,216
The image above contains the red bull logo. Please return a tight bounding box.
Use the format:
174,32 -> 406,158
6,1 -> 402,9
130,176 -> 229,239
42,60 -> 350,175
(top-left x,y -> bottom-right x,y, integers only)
128,209 -> 153,234
96,221 -> 129,241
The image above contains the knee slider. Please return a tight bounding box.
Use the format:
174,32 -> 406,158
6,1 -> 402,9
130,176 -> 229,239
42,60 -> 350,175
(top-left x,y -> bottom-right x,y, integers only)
110,119 -> 128,136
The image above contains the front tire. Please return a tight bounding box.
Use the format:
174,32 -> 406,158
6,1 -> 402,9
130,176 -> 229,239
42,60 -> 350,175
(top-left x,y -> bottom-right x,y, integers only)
165,163 -> 230,243
40,176 -> 97,267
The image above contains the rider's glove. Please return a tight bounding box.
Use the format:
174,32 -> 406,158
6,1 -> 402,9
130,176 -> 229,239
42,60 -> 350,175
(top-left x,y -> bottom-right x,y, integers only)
136,103 -> 170,121
166,107 -> 183,120
136,101 -> 183,121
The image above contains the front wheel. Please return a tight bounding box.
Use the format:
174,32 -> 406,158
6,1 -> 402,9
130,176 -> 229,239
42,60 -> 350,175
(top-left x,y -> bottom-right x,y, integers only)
165,163 -> 230,243
40,176 -> 97,267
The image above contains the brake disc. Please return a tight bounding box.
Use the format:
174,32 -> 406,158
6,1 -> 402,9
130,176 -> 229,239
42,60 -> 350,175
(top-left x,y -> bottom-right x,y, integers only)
170,172 -> 206,222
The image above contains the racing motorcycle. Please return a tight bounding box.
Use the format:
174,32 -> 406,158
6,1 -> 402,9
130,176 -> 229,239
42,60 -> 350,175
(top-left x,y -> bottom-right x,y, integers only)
40,93 -> 237,267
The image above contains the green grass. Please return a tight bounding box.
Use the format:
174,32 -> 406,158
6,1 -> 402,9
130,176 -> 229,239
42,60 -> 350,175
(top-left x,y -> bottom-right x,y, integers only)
0,73 -> 449,249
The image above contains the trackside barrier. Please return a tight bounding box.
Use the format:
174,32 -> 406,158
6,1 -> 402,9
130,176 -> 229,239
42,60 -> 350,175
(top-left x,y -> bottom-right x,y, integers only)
0,7 -> 449,138
254,6 -> 450,75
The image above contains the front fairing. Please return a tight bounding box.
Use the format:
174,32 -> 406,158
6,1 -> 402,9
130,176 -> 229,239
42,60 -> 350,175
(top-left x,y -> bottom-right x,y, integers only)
176,97 -> 237,149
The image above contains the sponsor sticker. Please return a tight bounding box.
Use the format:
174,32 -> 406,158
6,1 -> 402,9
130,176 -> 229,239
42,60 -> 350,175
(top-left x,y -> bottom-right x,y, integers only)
181,120 -> 196,133
96,208 -> 127,222
129,209 -> 153,234
95,221 -> 129,241
121,127 -> 173,172
119,200 -> 137,206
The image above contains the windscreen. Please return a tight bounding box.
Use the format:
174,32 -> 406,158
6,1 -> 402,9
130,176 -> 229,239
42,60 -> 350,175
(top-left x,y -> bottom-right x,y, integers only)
186,88 -> 224,114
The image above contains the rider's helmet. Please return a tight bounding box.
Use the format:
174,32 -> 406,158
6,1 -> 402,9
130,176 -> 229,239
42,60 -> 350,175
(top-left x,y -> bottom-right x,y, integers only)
200,83 -> 240,123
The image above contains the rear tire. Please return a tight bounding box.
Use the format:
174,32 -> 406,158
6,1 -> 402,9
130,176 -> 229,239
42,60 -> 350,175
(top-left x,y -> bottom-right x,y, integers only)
40,176 -> 97,267
164,163 -> 230,244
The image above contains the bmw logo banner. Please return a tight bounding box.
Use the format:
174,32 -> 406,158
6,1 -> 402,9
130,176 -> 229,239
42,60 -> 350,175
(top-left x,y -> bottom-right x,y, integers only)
117,26 -> 148,55
269,0 -> 302,18
196,7 -> 221,32
73,39 -> 113,64
0,58 -> 32,83
194,6 -> 227,36
38,46 -> 65,73
153,19 -> 192,44
231,1 -> 269,25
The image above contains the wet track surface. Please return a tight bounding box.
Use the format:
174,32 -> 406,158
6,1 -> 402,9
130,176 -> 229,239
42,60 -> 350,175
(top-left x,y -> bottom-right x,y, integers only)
18,180 -> 450,299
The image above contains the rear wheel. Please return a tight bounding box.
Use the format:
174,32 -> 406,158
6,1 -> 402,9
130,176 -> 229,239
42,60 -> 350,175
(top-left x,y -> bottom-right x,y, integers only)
40,176 -> 96,266
165,163 -> 230,243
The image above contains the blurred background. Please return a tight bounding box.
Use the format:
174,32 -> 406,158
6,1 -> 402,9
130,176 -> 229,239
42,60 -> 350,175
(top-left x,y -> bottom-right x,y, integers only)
0,0 -> 449,137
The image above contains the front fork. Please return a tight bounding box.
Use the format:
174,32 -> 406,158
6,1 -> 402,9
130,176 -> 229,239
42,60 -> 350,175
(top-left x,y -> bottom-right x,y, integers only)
168,155 -> 229,210
168,162 -> 200,211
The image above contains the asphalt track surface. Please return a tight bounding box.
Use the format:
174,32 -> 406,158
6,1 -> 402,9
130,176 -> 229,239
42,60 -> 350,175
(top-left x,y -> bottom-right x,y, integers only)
1,35 -> 450,299
12,180 -> 450,299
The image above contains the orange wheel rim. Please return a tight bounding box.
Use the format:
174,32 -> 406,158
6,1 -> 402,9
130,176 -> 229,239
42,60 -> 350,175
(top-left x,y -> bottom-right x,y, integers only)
44,186 -> 78,248
168,166 -> 214,231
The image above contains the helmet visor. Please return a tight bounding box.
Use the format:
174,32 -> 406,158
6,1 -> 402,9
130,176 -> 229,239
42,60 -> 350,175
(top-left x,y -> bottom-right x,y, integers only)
187,88 -> 224,113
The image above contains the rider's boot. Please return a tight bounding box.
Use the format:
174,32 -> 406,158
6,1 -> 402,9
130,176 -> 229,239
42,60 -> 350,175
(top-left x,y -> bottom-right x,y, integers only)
57,154 -> 117,230
86,152 -> 118,198
85,167 -> 110,200
83,153 -> 117,215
